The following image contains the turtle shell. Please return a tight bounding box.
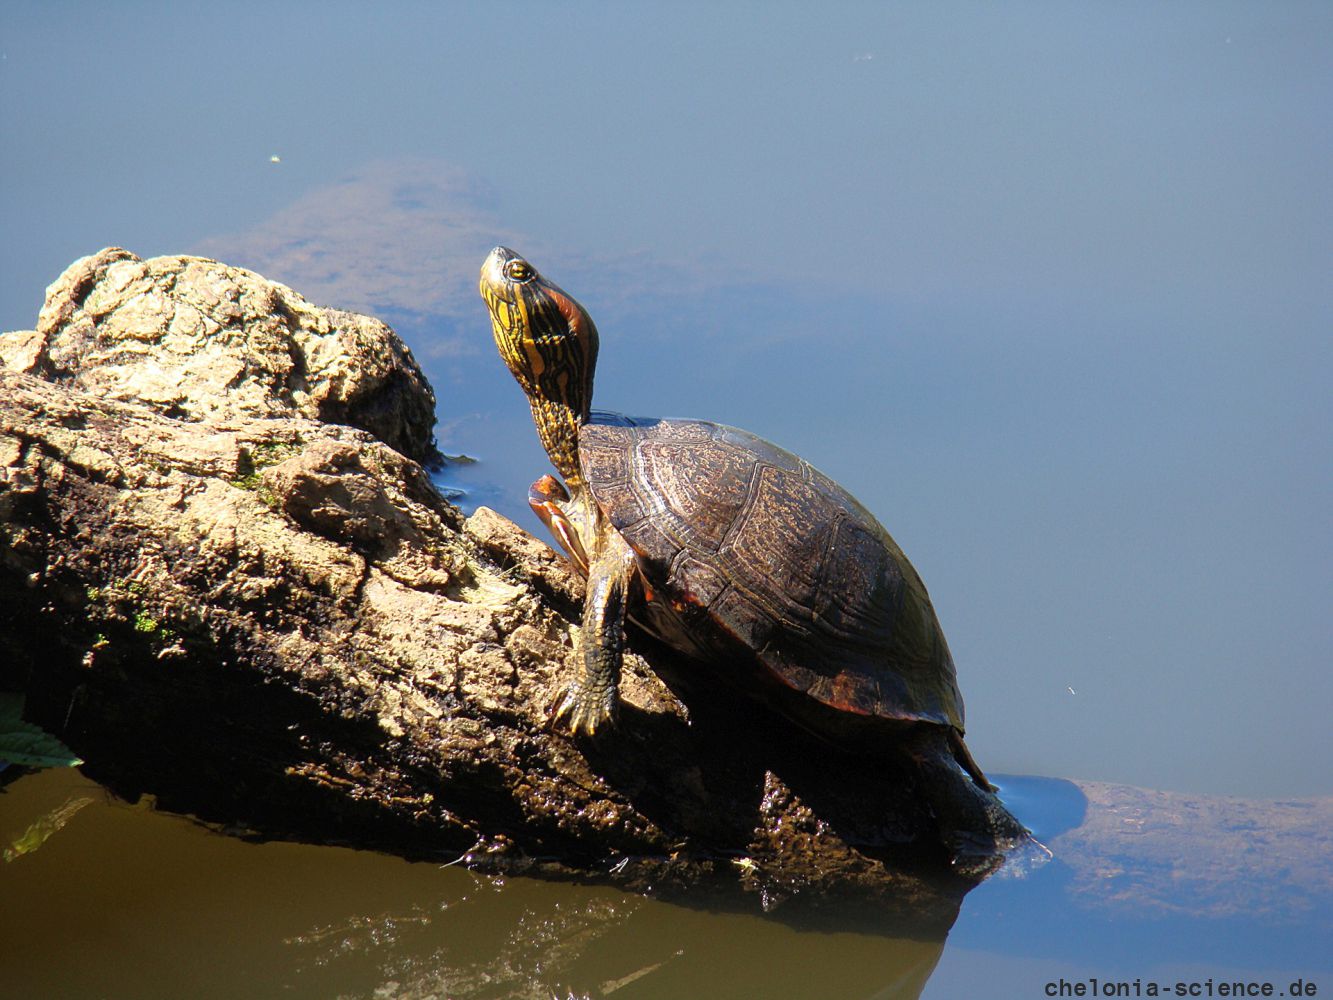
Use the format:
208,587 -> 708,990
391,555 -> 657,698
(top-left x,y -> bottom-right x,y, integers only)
579,411 -> 965,733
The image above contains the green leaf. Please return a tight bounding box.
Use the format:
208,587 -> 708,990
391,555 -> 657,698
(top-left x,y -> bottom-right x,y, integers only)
0,693 -> 83,768
4,795 -> 94,862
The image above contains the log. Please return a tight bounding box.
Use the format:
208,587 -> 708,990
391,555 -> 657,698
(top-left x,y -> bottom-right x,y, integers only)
0,249 -> 991,931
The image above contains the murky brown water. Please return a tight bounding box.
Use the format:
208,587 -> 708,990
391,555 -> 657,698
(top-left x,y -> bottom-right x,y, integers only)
4,766 -> 1329,999
2,768 -> 953,999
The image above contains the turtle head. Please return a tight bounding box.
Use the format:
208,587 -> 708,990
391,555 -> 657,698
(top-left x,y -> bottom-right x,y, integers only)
480,247 -> 599,487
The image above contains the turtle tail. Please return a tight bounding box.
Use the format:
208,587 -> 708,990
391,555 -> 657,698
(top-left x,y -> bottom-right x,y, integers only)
949,729 -> 997,792
908,727 -> 1031,866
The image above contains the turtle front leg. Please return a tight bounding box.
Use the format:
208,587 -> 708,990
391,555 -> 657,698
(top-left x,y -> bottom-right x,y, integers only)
551,532 -> 637,737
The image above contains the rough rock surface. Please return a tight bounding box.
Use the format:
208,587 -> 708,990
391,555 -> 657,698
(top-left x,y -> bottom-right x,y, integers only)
0,249 -> 979,929
14,247 -> 438,462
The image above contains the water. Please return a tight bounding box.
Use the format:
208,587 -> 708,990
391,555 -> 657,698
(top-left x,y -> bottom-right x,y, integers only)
2,3 -> 1330,995
3,767 -> 1328,998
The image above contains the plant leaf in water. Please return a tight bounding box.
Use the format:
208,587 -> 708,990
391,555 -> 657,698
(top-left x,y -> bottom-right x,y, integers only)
0,693 -> 83,768
3,795 -> 95,862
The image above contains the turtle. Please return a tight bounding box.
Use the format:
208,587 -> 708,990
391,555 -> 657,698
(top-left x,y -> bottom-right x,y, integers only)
479,246 -> 1028,855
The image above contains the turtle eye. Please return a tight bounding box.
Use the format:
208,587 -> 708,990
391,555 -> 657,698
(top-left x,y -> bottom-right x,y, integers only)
505,259 -> 533,282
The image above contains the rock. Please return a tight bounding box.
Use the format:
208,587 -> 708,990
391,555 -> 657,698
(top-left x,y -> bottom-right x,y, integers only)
0,329 -> 48,376
15,247 -> 438,464
0,249 -> 976,928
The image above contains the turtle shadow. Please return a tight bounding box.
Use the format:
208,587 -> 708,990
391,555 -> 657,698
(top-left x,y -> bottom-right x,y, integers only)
570,631 -> 980,928
625,632 -> 954,853
576,683 -> 777,852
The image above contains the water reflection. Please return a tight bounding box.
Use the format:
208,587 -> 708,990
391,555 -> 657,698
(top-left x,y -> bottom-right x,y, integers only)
934,777 -> 1333,994
4,767 -> 1330,999
1,768 -> 948,1000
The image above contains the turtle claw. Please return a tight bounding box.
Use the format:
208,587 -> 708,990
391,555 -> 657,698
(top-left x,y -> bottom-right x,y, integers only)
549,682 -> 618,738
